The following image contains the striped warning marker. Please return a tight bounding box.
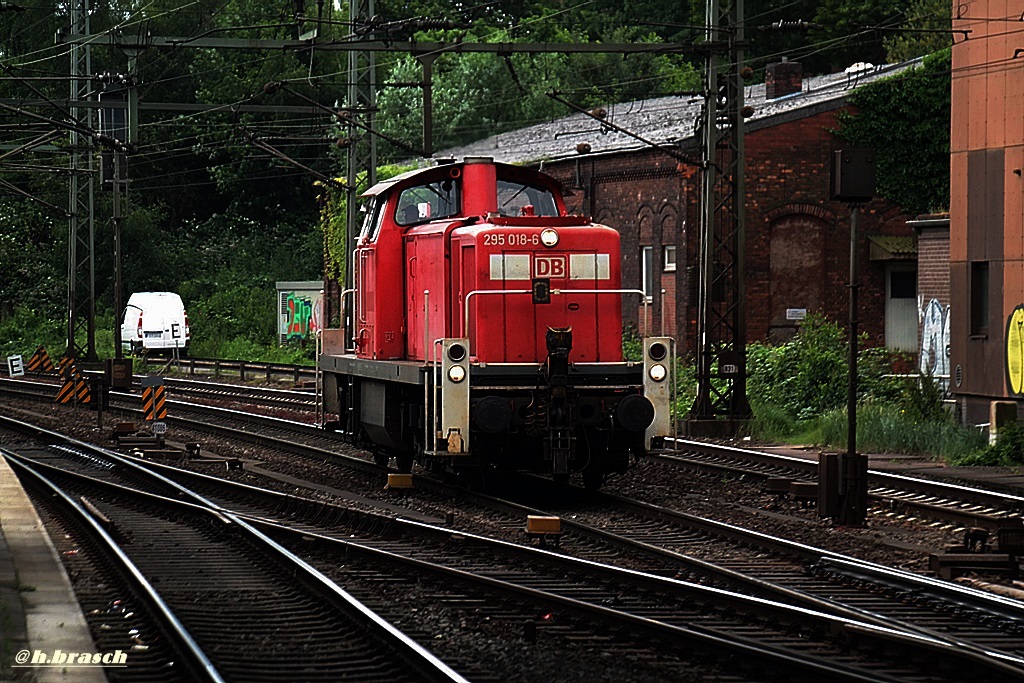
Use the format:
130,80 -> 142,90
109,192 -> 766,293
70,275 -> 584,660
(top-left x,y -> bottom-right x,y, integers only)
76,379 -> 91,404
141,384 -> 167,421
54,355 -> 90,405
27,346 -> 55,373
56,357 -> 79,404
55,378 -> 91,405
58,356 -> 81,380
56,379 -> 76,404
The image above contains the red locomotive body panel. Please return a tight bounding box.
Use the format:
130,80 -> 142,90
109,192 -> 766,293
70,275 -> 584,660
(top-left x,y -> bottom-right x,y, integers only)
355,201 -> 406,360
450,219 -> 624,363
405,225 -> 451,362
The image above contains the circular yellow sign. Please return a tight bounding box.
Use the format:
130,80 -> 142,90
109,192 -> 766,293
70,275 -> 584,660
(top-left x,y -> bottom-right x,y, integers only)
1006,306 -> 1024,395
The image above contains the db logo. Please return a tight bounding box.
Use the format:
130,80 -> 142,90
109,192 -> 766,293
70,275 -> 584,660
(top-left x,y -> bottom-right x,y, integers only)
533,255 -> 567,278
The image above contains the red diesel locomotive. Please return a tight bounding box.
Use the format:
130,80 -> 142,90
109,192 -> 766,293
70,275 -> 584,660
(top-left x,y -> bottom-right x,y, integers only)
319,156 -> 674,488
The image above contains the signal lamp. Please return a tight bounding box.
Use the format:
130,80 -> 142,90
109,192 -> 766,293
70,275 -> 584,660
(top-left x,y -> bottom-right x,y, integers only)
648,364 -> 667,382
448,365 -> 466,383
447,343 -> 467,362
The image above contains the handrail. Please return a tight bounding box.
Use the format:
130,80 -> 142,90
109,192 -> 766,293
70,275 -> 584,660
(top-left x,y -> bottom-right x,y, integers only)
462,288 -> 650,354
339,287 -> 356,352
144,357 -> 316,384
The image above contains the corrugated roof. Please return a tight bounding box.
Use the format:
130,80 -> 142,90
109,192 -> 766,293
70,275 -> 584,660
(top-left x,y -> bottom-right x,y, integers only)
436,59 -> 922,166
868,235 -> 917,260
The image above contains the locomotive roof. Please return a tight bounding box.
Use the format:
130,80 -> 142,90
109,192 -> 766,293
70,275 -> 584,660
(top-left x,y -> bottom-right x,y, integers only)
359,158 -> 561,199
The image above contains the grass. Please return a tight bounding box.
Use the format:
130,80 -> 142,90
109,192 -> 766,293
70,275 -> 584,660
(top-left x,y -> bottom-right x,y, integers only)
748,400 -> 987,461
810,403 -> 987,459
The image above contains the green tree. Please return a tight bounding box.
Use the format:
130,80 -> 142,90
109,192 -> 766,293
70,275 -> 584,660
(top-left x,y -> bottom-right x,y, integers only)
808,0 -> 905,71
883,0 -> 952,63
835,49 -> 951,215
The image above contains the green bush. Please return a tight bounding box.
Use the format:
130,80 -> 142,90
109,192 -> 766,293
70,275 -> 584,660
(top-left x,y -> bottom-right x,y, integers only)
0,306 -> 65,358
951,421 -> 1024,466
747,313 -> 904,422
740,313 -> 987,460
746,398 -> 797,442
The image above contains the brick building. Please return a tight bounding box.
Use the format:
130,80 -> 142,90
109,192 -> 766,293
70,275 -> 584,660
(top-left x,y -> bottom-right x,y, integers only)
950,2 -> 1024,424
442,61 -> 922,357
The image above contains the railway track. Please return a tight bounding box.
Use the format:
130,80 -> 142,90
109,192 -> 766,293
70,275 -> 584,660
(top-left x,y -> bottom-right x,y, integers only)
4,373 -> 1022,539
5,417 -> 1024,682
653,439 -> 1024,533
0,375 -> 317,415
7,378 -> 1024,675
2,447 -> 466,682
117,387 -> 1024,537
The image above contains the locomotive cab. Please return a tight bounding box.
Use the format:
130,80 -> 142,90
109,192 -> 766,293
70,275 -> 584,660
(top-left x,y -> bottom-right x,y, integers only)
319,157 -> 675,488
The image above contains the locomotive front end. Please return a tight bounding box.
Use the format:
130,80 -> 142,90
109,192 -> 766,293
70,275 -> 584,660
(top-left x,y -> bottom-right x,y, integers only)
432,206 -> 671,486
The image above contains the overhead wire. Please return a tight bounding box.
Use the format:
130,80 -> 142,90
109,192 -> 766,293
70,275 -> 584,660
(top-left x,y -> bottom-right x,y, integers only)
4,2 -> 1013,191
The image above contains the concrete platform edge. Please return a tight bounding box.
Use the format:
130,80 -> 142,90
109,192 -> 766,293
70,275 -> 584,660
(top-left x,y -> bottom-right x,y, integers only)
0,455 -> 106,683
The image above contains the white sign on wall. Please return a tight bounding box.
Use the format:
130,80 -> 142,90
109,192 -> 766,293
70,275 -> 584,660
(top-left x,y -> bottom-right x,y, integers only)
786,308 -> 807,321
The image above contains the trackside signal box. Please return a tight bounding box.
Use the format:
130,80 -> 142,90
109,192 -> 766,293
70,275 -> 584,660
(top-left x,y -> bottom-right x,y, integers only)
830,148 -> 876,202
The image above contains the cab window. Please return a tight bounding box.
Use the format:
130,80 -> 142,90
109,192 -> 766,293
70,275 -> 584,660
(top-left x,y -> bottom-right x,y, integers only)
395,178 -> 460,226
355,199 -> 388,243
496,180 -> 558,217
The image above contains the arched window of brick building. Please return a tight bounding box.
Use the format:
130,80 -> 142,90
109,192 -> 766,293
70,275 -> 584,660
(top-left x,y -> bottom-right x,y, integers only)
769,214 -> 825,342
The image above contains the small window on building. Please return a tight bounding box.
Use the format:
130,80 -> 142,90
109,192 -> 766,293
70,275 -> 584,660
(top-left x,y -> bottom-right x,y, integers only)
890,270 -> 915,298
641,246 -> 654,303
663,245 -> 677,272
970,261 -> 989,336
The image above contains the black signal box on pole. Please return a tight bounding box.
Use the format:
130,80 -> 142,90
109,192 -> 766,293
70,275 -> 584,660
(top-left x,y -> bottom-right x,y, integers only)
830,148 -> 876,202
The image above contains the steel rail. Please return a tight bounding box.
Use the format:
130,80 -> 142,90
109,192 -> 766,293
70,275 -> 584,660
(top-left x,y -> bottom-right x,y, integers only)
2,451 -> 225,683
3,445 -> 469,683
114,452 -> 1024,659
17,430 -> 1022,681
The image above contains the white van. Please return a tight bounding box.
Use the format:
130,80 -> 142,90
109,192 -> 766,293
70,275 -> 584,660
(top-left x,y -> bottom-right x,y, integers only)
121,292 -> 191,354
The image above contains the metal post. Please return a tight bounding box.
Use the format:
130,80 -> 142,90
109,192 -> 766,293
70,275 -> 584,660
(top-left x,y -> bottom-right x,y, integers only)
847,204 -> 858,460
419,54 -> 438,158
345,0 -> 376,336
687,0 -> 750,433
67,0 -> 97,362
113,151 -> 123,358
840,204 -> 867,526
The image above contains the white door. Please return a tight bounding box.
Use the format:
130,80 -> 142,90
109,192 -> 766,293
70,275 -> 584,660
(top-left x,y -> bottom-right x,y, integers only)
886,265 -> 918,352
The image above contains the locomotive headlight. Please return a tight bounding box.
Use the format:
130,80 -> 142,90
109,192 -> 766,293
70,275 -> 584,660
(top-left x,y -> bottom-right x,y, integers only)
448,365 -> 466,383
648,363 -> 667,382
540,228 -> 559,247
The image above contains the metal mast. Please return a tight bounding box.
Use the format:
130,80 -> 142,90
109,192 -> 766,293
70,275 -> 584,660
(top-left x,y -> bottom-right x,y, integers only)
341,0 -> 377,324
66,0 -> 97,361
688,0 -> 751,434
